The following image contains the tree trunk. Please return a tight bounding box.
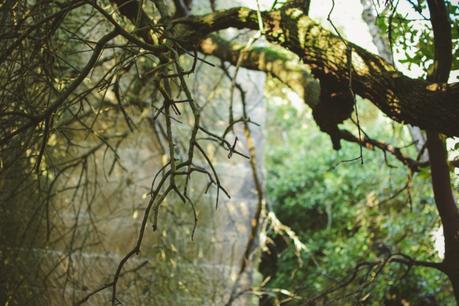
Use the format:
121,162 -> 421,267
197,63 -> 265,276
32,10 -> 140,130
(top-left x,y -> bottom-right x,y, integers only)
448,269 -> 459,304
425,1 -> 459,303
426,132 -> 459,304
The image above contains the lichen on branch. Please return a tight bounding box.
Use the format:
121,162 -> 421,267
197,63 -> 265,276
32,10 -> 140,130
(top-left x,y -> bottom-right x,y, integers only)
171,6 -> 459,136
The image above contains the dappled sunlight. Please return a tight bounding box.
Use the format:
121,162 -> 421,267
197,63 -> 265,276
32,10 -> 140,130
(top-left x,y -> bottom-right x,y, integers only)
1,0 -> 458,305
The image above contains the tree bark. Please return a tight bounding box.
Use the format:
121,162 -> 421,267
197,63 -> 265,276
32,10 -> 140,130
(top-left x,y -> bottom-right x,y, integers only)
108,2 -> 459,136
110,0 -> 459,300
172,7 -> 459,136
360,0 -> 429,161
425,0 -> 459,303
199,35 -> 320,106
452,273 -> 459,303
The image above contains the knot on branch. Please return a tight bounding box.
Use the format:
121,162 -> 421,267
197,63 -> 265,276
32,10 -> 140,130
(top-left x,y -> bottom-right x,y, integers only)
312,79 -> 354,150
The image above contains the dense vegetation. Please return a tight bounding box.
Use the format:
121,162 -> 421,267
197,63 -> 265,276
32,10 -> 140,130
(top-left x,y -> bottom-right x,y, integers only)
1,0 -> 459,304
262,93 -> 454,304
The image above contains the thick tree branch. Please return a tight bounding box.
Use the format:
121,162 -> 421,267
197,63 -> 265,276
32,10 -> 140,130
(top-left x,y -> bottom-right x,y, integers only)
424,0 -> 459,255
424,1 -> 459,300
107,2 -> 459,136
426,0 -> 453,82
107,2 -> 459,173
199,35 -> 459,172
360,0 -> 429,162
171,7 -> 459,136
199,35 -> 319,106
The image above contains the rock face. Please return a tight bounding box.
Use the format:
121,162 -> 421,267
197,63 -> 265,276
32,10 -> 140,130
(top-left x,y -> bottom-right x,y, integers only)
0,2 -> 266,305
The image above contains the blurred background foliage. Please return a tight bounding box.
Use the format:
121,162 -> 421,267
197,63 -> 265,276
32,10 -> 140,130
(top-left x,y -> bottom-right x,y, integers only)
2,1 -> 459,304
258,1 -> 459,302
375,0 -> 459,78
260,78 -> 454,305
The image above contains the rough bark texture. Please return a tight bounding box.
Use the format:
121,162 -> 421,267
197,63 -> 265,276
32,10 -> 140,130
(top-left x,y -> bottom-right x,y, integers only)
172,7 -> 459,136
360,0 -> 429,161
198,35 -> 459,170
175,4 -> 459,301
424,0 -> 459,303
107,1 -> 459,301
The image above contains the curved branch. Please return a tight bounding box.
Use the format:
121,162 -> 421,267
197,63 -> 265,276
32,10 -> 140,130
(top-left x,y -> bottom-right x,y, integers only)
338,129 -> 425,172
106,1 -> 459,135
109,2 -> 459,172
172,7 -> 459,136
389,253 -> 444,272
199,35 -> 319,106
198,36 -> 459,172
424,0 -> 459,263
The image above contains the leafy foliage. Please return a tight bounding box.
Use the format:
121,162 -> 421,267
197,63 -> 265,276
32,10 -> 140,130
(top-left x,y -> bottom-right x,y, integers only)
262,90 -> 453,304
376,0 -> 459,76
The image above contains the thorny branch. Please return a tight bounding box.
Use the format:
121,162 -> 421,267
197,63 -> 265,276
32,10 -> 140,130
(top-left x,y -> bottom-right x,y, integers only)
2,0 -> 459,304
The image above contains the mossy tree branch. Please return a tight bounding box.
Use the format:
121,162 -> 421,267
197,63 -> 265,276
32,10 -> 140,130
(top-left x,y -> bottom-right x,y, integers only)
170,6 -> 459,136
